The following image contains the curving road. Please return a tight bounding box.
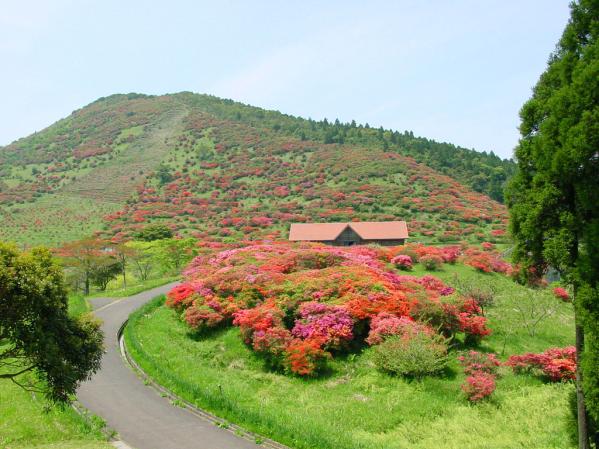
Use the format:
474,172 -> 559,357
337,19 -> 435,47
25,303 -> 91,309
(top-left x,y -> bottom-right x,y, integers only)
77,283 -> 260,449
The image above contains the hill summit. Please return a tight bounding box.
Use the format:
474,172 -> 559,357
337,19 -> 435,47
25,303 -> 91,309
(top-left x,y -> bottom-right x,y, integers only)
0,92 -> 511,245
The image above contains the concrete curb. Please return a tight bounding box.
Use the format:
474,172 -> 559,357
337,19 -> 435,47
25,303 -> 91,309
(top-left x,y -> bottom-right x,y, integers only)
118,320 -> 291,449
111,441 -> 135,449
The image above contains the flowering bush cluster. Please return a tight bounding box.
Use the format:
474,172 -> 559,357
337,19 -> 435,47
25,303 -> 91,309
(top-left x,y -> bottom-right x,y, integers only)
506,346 -> 576,381
458,351 -> 500,402
167,243 -> 492,376
391,244 -> 461,267
291,302 -> 354,349
388,243 -> 511,276
462,247 -> 512,274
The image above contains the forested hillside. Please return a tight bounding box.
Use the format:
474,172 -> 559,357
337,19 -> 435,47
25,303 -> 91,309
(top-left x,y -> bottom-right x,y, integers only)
0,93 -> 511,245
176,93 -> 515,202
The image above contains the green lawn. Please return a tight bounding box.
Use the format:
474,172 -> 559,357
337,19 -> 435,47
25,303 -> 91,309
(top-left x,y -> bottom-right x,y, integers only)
125,264 -> 577,449
0,382 -> 111,449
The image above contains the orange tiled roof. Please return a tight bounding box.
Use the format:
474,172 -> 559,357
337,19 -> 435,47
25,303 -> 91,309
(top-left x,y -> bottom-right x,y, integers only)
289,221 -> 409,241
349,221 -> 409,240
288,222 -> 348,241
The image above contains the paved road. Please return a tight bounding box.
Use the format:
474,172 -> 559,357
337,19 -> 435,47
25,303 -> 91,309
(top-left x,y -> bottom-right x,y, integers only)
78,283 -> 259,449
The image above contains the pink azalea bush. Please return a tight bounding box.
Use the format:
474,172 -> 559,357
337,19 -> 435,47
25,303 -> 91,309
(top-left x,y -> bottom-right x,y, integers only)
391,254 -> 413,270
366,313 -> 433,345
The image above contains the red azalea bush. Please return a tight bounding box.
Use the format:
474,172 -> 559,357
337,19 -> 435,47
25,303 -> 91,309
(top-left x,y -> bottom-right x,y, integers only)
167,243 -> 491,376
458,351 -> 500,375
411,295 -> 490,341
458,351 -> 500,402
553,287 -> 571,302
462,247 -> 511,275
506,346 -> 576,381
440,246 -> 461,264
165,283 -> 196,310
284,338 -> 331,376
462,372 -> 496,402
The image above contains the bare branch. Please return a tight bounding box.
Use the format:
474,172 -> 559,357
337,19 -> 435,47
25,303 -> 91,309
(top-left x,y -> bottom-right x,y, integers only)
0,364 -> 35,379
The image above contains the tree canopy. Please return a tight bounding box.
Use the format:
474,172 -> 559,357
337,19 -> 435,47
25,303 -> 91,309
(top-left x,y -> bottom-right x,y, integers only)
134,223 -> 174,242
0,243 -> 103,403
506,0 -> 598,446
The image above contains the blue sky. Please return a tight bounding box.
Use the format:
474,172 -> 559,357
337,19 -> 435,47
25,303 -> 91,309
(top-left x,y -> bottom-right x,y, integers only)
1,1 -> 570,159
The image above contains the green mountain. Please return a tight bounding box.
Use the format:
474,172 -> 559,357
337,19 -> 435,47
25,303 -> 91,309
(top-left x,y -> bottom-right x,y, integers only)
0,92 -> 511,246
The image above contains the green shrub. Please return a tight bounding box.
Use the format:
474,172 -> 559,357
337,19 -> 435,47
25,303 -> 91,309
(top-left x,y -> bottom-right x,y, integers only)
420,254 -> 443,271
372,332 -> 449,377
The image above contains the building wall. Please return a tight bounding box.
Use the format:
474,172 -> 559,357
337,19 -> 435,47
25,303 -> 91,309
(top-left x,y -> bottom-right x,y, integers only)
364,239 -> 406,246
301,238 -> 406,246
333,227 -> 363,246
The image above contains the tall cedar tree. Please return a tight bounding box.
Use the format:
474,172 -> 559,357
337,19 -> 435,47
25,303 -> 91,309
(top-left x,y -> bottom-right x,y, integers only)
0,243 -> 103,403
506,1 -> 599,447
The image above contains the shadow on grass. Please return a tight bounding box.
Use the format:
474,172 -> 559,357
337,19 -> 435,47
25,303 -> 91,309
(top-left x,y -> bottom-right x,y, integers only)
185,325 -> 230,342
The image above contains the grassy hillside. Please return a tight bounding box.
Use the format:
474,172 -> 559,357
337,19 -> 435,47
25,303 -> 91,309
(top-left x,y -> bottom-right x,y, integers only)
0,93 -> 511,246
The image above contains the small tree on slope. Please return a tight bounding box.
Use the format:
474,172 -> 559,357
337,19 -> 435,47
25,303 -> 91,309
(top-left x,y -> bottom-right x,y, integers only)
506,1 -> 599,447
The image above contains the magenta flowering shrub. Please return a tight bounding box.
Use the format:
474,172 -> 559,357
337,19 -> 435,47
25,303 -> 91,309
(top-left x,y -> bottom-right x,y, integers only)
391,254 -> 413,270
291,302 -> 354,349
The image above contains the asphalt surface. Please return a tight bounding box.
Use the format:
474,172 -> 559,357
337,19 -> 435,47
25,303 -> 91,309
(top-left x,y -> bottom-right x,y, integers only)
77,283 -> 260,449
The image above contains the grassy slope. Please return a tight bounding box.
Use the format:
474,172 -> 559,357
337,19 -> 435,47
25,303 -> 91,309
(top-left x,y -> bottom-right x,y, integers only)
125,264 -> 576,449
0,383 -> 110,449
0,96 -> 188,246
0,296 -> 112,449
